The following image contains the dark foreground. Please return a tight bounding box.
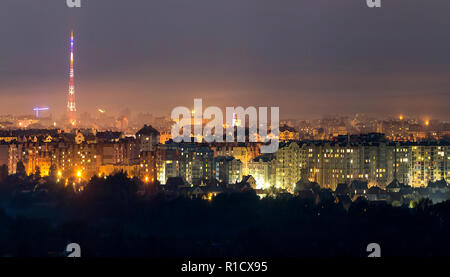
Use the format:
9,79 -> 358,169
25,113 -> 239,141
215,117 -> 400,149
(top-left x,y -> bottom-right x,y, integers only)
0,173 -> 449,257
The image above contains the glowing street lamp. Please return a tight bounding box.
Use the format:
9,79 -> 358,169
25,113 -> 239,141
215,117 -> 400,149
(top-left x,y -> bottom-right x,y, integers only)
76,170 -> 83,182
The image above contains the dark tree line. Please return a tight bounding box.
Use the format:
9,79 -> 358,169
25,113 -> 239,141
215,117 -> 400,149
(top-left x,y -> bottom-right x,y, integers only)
0,171 -> 449,257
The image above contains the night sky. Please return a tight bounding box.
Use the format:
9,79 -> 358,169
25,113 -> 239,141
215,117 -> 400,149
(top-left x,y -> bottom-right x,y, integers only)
1,0 -> 449,120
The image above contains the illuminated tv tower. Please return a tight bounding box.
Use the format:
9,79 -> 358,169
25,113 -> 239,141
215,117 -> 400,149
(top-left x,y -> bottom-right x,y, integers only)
67,31 -> 77,126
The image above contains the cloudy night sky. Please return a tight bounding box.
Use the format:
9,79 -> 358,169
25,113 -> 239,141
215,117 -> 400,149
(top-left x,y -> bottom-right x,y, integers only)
0,0 -> 449,120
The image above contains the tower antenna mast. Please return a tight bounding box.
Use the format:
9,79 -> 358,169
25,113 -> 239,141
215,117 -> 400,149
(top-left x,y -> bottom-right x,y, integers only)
67,31 -> 77,126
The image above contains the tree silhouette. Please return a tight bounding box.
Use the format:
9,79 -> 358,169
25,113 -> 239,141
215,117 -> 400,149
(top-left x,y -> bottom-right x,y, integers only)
83,171 -> 139,205
415,198 -> 433,213
34,166 -> 41,179
49,164 -> 57,180
16,161 -> 26,176
0,164 -> 8,183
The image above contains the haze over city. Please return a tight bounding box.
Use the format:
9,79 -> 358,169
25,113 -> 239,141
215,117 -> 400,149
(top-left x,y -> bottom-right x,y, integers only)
1,0 -> 450,120
4,0 -> 450,266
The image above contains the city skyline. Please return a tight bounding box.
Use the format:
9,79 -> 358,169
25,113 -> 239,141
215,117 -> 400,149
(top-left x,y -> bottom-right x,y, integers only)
2,1 -> 450,261
1,0 -> 450,120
